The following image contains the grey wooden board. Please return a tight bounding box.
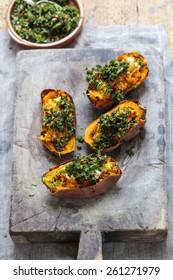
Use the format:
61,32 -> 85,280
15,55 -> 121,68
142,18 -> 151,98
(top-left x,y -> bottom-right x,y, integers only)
10,48 -> 167,258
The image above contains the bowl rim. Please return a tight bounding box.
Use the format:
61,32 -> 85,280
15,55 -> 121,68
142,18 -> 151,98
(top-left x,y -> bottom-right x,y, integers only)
6,0 -> 84,49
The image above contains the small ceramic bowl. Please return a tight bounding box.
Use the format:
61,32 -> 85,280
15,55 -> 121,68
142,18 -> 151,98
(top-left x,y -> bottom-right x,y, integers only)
6,0 -> 84,49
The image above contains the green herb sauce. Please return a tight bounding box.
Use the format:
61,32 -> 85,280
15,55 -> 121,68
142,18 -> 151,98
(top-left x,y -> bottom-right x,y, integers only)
65,153 -> 107,186
51,153 -> 107,188
77,144 -> 82,150
76,135 -> 84,143
11,0 -> 80,43
42,96 -> 75,151
126,148 -> 135,157
86,60 -> 129,101
92,107 -> 137,151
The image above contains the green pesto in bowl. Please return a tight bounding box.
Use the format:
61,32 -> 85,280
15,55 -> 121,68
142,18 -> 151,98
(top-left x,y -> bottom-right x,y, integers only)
11,0 -> 80,44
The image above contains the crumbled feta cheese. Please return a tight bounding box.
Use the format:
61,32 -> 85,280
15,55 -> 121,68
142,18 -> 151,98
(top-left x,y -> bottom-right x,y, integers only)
127,57 -> 134,64
54,96 -> 61,102
94,170 -> 102,180
65,173 -> 70,179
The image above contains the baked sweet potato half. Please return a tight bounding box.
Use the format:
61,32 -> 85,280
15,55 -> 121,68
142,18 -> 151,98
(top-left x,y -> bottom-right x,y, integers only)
84,100 -> 146,152
86,51 -> 149,109
39,89 -> 76,156
42,153 -> 122,198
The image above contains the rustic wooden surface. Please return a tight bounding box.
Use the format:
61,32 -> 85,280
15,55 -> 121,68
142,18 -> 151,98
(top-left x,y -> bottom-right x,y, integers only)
1,0 -> 173,56
0,0 -> 170,260
10,48 -> 167,259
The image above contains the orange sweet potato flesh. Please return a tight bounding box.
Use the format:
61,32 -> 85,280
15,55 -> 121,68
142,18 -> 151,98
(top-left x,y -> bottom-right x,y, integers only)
86,52 -> 149,109
42,155 -> 122,198
84,100 -> 146,152
39,89 -> 76,156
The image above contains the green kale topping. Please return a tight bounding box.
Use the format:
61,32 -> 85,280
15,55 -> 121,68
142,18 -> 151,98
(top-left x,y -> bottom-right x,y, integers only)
65,153 -> 107,187
86,59 -> 129,101
12,0 -> 80,44
42,96 -> 75,151
92,107 -> 137,151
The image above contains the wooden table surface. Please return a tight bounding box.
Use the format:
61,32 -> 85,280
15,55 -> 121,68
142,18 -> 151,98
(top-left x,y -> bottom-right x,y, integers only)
1,0 -> 173,56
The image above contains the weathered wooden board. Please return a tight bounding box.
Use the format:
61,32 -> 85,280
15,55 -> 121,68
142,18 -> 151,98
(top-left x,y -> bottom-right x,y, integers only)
10,48 -> 167,259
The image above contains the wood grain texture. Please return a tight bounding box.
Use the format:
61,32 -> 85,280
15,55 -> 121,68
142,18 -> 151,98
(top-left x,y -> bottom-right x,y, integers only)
84,0 -> 173,58
0,0 -> 9,31
10,48 -> 167,259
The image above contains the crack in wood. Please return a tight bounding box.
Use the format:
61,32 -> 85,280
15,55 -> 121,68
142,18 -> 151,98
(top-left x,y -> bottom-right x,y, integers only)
48,207 -> 63,231
12,211 -> 46,227
13,143 -> 29,151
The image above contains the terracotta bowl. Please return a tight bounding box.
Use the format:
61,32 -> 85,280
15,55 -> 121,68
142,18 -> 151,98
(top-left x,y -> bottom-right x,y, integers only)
6,0 -> 84,49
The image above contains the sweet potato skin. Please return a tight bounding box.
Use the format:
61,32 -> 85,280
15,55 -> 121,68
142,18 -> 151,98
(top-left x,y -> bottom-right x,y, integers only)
42,157 -> 122,198
86,51 -> 149,110
40,89 -> 76,156
84,100 -> 147,152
